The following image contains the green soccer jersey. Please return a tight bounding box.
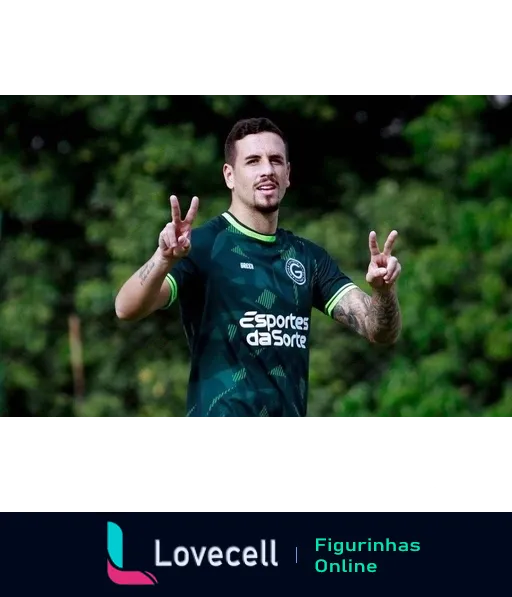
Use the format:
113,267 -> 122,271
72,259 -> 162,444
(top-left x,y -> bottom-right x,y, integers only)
162,211 -> 357,417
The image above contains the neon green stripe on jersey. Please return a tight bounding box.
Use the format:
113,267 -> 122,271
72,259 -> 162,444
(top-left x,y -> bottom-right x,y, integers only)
222,212 -> 276,243
325,282 -> 358,317
162,273 -> 178,309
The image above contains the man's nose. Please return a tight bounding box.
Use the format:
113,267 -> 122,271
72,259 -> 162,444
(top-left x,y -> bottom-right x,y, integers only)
259,158 -> 275,176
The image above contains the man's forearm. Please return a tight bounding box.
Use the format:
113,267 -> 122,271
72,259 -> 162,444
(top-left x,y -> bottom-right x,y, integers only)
367,287 -> 402,344
115,249 -> 174,320
333,286 -> 402,344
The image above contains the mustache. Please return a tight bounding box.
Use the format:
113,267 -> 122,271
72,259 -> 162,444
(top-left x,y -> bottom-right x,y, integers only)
255,178 -> 279,188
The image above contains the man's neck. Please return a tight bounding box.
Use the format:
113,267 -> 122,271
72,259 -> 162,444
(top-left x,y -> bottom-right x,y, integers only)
228,202 -> 279,236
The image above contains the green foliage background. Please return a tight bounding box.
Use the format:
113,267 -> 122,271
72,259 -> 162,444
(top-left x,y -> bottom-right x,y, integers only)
1,95 -> 511,416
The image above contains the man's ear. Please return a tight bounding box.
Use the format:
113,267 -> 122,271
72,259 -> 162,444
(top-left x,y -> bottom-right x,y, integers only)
223,163 -> 234,190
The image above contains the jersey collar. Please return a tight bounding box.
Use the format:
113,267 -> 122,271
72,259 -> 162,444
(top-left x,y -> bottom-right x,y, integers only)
222,211 -> 277,243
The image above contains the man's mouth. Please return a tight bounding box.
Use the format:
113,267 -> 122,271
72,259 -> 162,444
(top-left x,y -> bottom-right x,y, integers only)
256,183 -> 277,191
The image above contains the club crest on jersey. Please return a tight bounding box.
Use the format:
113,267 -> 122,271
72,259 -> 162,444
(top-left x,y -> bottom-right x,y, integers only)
285,258 -> 306,286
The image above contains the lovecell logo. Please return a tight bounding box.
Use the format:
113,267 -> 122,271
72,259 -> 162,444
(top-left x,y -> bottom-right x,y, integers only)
107,522 -> 158,585
107,521 -> 278,586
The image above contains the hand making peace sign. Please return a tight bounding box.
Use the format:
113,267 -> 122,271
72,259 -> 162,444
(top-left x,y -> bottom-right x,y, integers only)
366,229 -> 401,289
158,195 -> 199,261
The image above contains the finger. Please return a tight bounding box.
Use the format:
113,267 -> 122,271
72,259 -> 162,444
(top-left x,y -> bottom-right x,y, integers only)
388,262 -> 401,284
170,195 -> 181,223
164,222 -> 178,249
174,234 -> 191,257
184,196 -> 199,224
177,233 -> 189,247
383,257 -> 398,282
369,231 -> 381,257
367,267 -> 387,283
383,230 -> 398,256
373,253 -> 388,268
178,236 -> 190,252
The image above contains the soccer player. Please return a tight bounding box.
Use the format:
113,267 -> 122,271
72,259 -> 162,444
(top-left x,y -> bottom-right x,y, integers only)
115,118 -> 402,416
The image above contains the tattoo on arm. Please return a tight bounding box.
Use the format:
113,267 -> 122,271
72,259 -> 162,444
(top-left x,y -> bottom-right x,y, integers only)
138,260 -> 156,285
332,289 -> 372,339
332,287 -> 402,344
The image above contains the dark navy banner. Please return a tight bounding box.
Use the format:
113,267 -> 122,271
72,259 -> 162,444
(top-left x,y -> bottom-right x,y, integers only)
0,513 -> 509,595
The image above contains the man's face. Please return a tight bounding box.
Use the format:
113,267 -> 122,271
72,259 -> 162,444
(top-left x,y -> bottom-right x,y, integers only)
224,132 -> 290,214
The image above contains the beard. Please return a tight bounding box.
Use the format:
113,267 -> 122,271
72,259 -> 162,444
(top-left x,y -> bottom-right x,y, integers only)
252,188 -> 281,214
254,201 -> 280,214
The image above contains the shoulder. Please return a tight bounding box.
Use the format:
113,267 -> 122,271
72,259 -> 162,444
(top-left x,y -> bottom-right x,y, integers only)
278,227 -> 331,262
171,215 -> 227,278
187,214 -> 228,258
191,214 -> 227,245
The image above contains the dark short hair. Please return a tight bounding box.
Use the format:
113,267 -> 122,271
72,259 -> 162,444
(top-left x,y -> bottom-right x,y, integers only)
224,117 -> 288,165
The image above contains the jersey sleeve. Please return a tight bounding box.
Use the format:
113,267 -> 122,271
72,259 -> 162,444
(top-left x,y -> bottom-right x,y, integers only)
309,242 -> 359,318
159,225 -> 213,311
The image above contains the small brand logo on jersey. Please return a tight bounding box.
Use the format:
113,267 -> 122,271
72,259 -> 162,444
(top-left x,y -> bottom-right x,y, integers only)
240,262 -> 254,270
285,258 -> 306,285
